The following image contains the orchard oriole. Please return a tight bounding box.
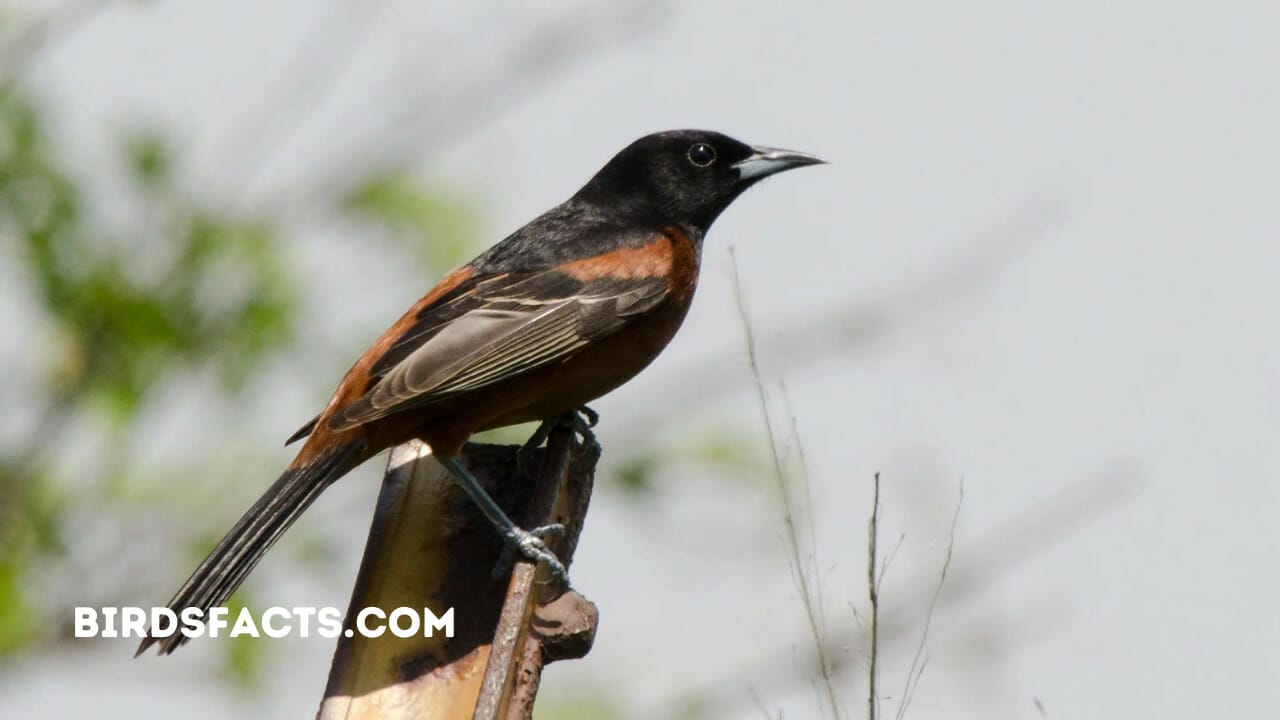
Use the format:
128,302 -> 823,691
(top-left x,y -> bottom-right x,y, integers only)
139,129 -> 822,655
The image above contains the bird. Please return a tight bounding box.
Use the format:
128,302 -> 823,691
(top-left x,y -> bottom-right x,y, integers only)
138,129 -> 823,655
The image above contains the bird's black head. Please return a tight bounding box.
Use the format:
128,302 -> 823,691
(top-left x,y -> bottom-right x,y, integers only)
573,129 -> 824,235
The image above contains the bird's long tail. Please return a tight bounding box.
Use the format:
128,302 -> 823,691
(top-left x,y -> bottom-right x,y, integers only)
137,440 -> 367,656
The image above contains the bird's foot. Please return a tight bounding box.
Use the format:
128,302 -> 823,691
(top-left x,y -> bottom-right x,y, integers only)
493,523 -> 569,584
517,406 -> 598,476
575,405 -> 599,430
559,406 -> 598,445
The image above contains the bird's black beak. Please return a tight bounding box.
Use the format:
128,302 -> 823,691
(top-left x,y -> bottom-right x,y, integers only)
732,145 -> 825,182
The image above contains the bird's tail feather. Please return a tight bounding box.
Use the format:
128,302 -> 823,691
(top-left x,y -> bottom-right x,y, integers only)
137,440 -> 366,656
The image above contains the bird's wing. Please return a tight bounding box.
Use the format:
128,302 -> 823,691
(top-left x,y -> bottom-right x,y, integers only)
327,269 -> 670,430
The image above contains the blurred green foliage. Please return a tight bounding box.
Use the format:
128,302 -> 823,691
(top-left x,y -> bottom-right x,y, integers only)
1,92 -> 295,417
614,427 -> 767,496
0,84 -> 298,659
0,556 -> 35,653
0,72 -> 491,681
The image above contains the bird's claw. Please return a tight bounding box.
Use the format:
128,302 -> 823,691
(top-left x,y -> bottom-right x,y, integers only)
494,523 -> 569,585
575,405 -> 599,429
518,407 -> 598,476
560,406 -> 598,443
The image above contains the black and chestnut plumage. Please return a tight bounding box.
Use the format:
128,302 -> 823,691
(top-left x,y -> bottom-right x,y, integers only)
139,129 -> 822,654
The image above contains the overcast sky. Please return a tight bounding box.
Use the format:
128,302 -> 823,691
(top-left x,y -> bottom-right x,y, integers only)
3,1 -> 1279,718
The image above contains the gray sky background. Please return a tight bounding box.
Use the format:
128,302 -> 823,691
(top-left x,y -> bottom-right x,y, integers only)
2,0 -> 1278,718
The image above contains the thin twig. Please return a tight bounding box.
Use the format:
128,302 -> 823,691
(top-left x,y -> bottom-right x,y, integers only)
731,246 -> 842,720
747,680 -> 780,720
784,383 -> 825,610
878,533 -> 906,589
641,466 -> 1138,718
867,473 -> 881,720
895,479 -> 963,720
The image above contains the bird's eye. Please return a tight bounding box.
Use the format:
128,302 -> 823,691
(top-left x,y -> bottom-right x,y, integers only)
686,142 -> 716,168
